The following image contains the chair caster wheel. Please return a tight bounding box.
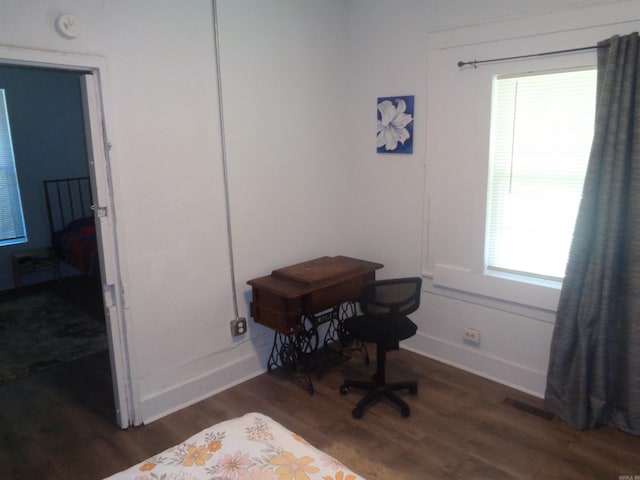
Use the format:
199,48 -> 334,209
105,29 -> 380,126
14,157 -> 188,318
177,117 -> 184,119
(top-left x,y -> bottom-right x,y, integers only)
401,406 -> 410,418
409,385 -> 418,395
339,385 -> 349,395
352,408 -> 363,419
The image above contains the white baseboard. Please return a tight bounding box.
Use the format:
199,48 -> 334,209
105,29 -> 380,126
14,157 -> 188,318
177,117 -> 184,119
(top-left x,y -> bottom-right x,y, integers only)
138,347 -> 269,424
136,330 -> 547,424
403,332 -> 546,398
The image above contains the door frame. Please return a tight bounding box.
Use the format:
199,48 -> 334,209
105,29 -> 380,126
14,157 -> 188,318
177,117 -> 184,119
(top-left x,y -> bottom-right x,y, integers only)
0,45 -> 134,428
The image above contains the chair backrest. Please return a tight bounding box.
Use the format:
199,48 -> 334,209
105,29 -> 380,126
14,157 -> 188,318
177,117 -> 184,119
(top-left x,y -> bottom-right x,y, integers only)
359,277 -> 422,318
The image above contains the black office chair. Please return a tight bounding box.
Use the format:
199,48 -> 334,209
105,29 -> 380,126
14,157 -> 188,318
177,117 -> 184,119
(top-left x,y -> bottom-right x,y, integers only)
340,277 -> 422,419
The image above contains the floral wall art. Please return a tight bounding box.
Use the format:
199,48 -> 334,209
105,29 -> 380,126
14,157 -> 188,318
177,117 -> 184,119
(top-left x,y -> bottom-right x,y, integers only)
376,95 -> 414,154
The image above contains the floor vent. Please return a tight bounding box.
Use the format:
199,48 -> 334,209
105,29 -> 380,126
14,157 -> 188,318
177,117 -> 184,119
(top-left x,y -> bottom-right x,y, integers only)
503,397 -> 554,421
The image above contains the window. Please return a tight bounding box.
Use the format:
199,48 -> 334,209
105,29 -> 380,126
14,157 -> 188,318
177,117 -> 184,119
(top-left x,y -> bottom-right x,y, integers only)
0,89 -> 27,247
485,67 -> 597,281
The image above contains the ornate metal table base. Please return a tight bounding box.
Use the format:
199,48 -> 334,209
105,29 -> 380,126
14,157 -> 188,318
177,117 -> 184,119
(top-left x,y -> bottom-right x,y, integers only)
266,302 -> 366,394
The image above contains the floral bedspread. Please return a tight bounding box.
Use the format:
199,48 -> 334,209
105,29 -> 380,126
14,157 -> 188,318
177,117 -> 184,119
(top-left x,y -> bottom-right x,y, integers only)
104,412 -> 366,480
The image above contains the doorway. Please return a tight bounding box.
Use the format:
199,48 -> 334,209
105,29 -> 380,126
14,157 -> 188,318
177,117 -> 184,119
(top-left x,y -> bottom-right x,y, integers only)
0,47 -> 132,428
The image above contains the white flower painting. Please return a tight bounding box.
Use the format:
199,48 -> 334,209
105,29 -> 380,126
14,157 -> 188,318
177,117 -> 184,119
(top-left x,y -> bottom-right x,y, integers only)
376,95 -> 414,154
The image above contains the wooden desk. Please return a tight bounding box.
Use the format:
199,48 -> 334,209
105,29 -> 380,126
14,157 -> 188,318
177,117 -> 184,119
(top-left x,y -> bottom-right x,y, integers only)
247,256 -> 383,393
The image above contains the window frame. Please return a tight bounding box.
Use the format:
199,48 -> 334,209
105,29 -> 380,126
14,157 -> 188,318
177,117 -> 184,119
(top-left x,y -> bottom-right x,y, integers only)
484,66 -> 597,283
0,88 -> 27,247
426,35 -> 603,312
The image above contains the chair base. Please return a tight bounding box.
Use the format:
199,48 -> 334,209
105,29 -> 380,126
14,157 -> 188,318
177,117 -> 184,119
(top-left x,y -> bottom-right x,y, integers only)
340,379 -> 418,419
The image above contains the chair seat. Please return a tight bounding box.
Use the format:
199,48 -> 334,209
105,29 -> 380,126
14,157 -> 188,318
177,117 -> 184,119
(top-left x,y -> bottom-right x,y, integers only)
343,314 -> 417,344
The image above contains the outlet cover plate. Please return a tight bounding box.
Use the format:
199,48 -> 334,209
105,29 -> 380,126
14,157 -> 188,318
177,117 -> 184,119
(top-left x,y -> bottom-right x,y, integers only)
230,318 -> 247,336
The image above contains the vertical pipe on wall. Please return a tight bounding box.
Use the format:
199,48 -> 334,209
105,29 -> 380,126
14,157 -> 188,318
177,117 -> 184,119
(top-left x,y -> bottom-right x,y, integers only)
211,0 -> 239,319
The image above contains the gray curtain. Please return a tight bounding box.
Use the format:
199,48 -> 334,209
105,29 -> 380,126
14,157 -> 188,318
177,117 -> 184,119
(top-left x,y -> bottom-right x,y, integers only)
544,33 -> 640,435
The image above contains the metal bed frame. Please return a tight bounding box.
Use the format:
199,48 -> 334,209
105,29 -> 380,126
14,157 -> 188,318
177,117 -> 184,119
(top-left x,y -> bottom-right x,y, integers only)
43,176 -> 93,237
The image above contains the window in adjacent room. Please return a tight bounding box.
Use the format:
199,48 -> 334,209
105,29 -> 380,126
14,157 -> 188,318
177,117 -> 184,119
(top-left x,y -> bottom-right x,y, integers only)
0,88 -> 27,247
485,67 -> 597,281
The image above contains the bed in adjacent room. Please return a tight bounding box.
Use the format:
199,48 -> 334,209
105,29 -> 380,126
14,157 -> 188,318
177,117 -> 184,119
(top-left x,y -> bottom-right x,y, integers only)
104,412 -> 366,480
44,176 -> 99,275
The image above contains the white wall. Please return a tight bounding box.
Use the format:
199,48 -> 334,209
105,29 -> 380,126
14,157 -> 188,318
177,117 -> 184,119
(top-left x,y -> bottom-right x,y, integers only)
103,1 -> 240,421
216,0 -> 351,321
345,0 -> 640,397
344,0 -> 429,278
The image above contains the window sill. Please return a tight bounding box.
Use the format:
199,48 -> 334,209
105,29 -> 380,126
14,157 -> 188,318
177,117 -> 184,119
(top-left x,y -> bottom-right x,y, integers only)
431,263 -> 561,313
0,237 -> 28,248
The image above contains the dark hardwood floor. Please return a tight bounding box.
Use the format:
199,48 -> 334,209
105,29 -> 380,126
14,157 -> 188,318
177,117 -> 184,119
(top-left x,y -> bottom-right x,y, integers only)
0,274 -> 105,322
1,342 -> 639,479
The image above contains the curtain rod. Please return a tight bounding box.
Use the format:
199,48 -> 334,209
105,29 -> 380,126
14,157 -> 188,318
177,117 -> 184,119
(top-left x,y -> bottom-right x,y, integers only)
457,44 -> 606,68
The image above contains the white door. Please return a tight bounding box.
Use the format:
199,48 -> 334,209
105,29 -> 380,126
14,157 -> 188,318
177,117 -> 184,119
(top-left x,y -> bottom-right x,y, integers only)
80,74 -> 132,428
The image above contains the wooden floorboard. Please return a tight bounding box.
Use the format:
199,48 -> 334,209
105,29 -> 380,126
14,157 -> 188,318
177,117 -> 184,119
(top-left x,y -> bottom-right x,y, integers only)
1,347 -> 639,479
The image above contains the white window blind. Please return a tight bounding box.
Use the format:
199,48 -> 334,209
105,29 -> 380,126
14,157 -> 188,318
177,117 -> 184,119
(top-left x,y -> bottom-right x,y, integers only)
486,67 -> 596,280
0,89 -> 27,247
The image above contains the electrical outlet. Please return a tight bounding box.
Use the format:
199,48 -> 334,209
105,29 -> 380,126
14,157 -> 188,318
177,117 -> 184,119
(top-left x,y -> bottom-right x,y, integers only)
230,318 -> 247,336
463,327 -> 480,345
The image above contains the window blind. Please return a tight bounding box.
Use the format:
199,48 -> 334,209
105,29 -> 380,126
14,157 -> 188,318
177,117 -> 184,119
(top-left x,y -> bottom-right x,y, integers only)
0,89 -> 27,246
486,67 -> 596,280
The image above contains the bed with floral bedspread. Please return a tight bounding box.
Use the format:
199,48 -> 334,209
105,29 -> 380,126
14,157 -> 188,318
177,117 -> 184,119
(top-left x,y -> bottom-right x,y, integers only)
104,412 -> 366,480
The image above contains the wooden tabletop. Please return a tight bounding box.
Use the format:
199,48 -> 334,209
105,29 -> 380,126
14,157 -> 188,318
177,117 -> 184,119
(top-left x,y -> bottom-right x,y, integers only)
247,256 -> 383,298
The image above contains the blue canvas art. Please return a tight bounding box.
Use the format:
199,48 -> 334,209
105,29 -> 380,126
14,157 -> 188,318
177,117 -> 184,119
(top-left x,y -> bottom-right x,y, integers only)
376,95 -> 414,154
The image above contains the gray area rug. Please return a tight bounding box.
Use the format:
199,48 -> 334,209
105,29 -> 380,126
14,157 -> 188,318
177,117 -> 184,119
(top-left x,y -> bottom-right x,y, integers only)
0,291 -> 107,383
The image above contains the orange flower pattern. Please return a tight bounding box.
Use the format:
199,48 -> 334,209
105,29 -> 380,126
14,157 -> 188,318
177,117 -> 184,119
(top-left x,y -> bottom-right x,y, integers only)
323,473 -> 357,480
208,440 -> 222,452
182,445 -> 213,467
138,463 -> 155,472
109,413 -> 365,480
292,434 -> 309,445
270,451 -> 320,480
